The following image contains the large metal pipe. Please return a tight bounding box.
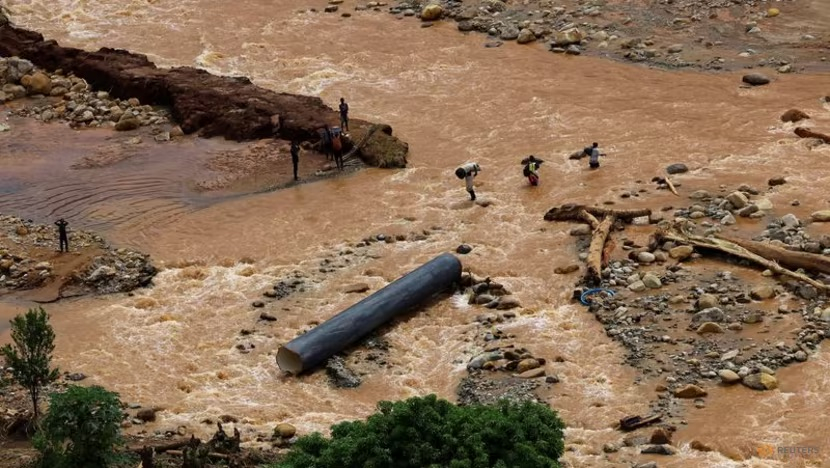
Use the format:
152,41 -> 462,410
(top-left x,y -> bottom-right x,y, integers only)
276,253 -> 462,374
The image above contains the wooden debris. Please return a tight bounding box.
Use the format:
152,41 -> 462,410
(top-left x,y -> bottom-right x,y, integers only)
586,216 -> 616,286
656,222 -> 829,291
664,172 -> 679,196
619,413 -> 663,431
726,236 -> 830,276
544,204 -> 652,223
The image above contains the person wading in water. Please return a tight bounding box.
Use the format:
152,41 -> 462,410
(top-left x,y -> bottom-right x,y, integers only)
583,142 -> 605,170
522,155 -> 543,186
455,162 -> 481,201
55,218 -> 69,252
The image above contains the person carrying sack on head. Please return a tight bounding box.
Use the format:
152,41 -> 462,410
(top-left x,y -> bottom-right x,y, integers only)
455,162 -> 481,201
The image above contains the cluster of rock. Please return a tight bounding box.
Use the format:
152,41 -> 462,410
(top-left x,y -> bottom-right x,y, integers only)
1,215 -> 156,294
456,271 -> 561,405
1,56 -> 170,130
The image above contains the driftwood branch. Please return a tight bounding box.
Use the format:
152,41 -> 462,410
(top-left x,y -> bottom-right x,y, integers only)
578,210 -> 599,229
586,216 -> 616,286
723,236 -> 830,276
664,173 -> 679,196
544,204 -> 651,223
657,222 -> 829,291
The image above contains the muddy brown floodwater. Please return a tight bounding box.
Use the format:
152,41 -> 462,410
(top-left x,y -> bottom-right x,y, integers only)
2,0 -> 830,466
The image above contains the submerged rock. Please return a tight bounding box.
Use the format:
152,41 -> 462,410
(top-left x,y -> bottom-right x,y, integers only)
326,356 -> 362,388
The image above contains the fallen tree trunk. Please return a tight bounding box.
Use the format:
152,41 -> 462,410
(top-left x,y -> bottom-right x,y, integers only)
578,210 -> 599,229
724,236 -> 830,276
795,127 -> 830,144
544,204 -> 651,223
277,253 -> 462,374
586,216 -> 616,286
657,224 -> 829,291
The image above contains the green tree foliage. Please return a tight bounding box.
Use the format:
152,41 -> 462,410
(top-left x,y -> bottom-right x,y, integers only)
34,385 -> 124,468
276,395 -> 565,468
0,306 -> 60,422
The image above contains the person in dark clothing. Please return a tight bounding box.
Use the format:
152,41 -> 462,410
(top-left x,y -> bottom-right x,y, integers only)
55,219 -> 69,252
320,126 -> 334,160
290,140 -> 300,181
339,98 -> 349,132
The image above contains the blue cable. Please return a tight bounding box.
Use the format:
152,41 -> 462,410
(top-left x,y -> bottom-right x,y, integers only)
580,288 -> 615,305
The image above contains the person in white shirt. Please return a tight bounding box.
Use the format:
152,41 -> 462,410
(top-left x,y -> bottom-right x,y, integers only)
583,142 -> 605,169
455,162 -> 481,200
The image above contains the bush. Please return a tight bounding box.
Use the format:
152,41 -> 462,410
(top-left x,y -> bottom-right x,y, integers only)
0,306 -> 60,422
34,385 -> 124,468
276,395 -> 565,468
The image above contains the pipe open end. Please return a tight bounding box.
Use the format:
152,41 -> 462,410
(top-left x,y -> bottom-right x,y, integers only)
276,346 -> 303,374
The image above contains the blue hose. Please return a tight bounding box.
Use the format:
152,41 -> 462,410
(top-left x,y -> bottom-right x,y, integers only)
580,288 -> 615,306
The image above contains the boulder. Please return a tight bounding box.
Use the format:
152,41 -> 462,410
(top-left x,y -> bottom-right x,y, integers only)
649,428 -> 672,445
811,211 -> 830,222
637,252 -> 656,264
674,384 -> 707,398
741,372 -> 778,391
420,4 -> 443,21
274,423 -> 296,439
115,114 -> 140,131
642,273 -> 661,289
1,57 -> 34,83
499,27 -> 519,41
742,73 -> 770,86
718,369 -> 741,384
495,295 -> 521,310
517,29 -> 536,44
666,163 -> 688,174
628,280 -> 646,292
550,28 -> 583,46
692,307 -> 725,324
517,367 -> 546,379
726,191 -> 749,209
136,408 -> 158,422
696,294 -> 718,310
750,285 -> 775,300
516,358 -> 541,373
690,440 -> 714,452
20,71 -> 52,95
350,124 -> 409,168
2,83 -> 26,100
781,109 -> 810,123
326,356 -> 361,388
696,322 -> 724,334
669,245 -> 693,260
456,244 -> 473,254
570,224 -> 592,236
768,176 -> 786,186
641,444 -> 677,455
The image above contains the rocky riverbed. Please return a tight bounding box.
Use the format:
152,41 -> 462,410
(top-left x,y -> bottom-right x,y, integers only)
375,0 -> 829,73
0,214 -> 156,300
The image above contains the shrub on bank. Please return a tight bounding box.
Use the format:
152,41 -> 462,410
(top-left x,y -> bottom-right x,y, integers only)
275,394 -> 565,468
34,385 -> 124,468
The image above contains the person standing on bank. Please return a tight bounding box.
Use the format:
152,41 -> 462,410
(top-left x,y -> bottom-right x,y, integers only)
339,98 -> 349,133
455,162 -> 481,201
331,130 -> 344,170
290,140 -> 300,181
55,218 -> 69,253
